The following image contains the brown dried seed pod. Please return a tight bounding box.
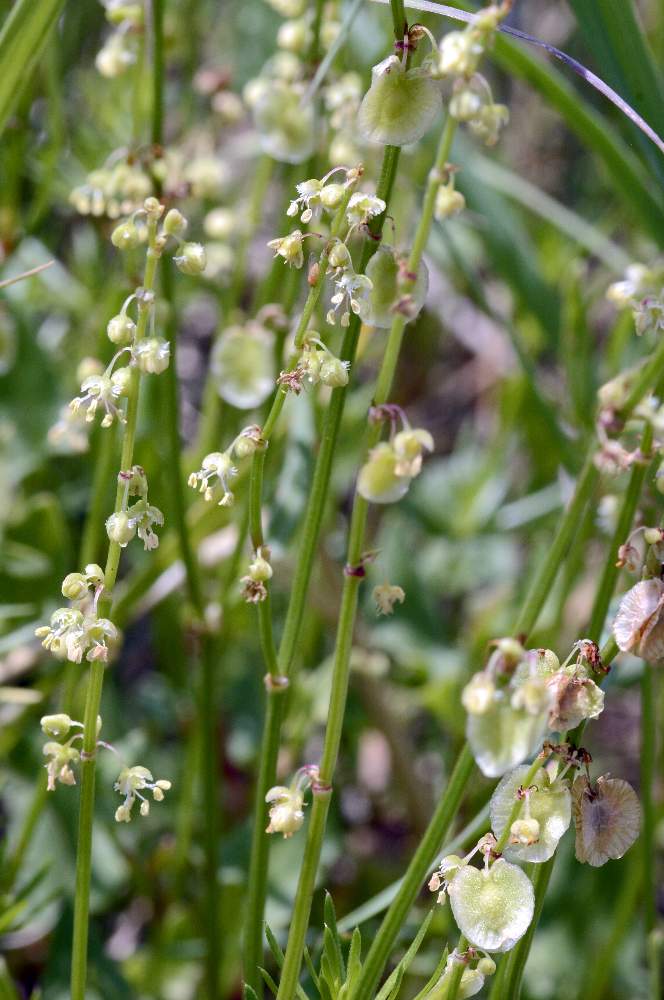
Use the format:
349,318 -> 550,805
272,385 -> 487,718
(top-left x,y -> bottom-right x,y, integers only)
572,775 -> 641,867
613,578 -> 664,662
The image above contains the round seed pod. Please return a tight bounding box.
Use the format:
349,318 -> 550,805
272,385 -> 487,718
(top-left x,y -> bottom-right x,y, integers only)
356,443 -> 411,504
364,245 -> 429,328
211,324 -> 275,409
448,858 -> 534,952
358,56 -> 442,147
490,765 -> 572,863
466,690 -> 550,778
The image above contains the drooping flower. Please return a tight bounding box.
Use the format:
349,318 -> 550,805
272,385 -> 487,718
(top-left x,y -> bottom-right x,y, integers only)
265,765 -> 319,838
326,268 -> 373,327
43,740 -> 80,791
114,765 -> 172,822
188,451 -> 238,506
70,373 -> 126,427
133,337 -> 170,374
35,609 -> 118,664
373,583 -> 405,616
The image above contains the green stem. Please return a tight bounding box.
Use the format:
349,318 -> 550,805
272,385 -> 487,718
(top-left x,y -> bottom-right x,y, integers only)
641,663 -> 657,937
512,451 -> 599,638
274,117 -> 458,1000
70,223 -> 160,1000
151,0 -> 164,148
443,935 -> 469,1000
587,421 -> 654,642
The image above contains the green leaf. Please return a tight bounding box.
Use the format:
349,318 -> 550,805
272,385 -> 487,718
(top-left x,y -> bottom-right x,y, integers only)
374,909 -> 434,1000
0,0 -> 65,135
568,0 -> 664,182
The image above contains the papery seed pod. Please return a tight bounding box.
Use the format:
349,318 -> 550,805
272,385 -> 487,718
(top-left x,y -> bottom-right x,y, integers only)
211,324 -> 275,409
572,775 -> 641,867
356,443 -> 411,504
490,765 -> 572,863
253,80 -> 316,164
448,858 -> 534,952
613,578 -> 664,662
358,56 -> 442,147
546,673 -> 604,732
466,691 -> 550,778
364,245 -> 429,328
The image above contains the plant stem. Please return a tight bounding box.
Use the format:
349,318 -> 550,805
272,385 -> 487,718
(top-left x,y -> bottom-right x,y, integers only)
151,0 -> 164,148
497,860 -> 554,1000
587,421 -> 653,642
443,934 -> 469,1000
513,451 -> 599,638
641,663 -> 657,937
274,116 -> 458,1000
70,222 -> 160,1000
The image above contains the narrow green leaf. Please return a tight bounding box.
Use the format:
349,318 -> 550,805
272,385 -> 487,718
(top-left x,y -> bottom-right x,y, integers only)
374,910 -> 434,1000
568,0 -> 664,181
0,0 -> 65,135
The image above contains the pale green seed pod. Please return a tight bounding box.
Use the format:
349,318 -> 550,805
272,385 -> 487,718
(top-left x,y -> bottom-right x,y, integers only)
358,56 -> 442,147
111,220 -> 140,250
466,690 -> 550,778
477,957 -> 496,977
364,245 -> 429,328
107,313 -> 137,345
319,356 -> 349,388
448,858 -> 535,952
356,443 -> 411,505
211,324 -> 275,409
253,80 -> 316,164
174,242 -> 207,275
320,183 -> 346,211
490,765 -> 572,863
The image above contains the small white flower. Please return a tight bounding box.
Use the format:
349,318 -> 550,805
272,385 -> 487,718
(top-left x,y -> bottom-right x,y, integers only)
327,268 -> 373,327
346,192 -> 386,227
267,229 -> 308,268
114,765 -> 172,822
43,740 -> 80,790
188,451 -> 238,506
133,337 -> 170,374
70,374 -> 125,427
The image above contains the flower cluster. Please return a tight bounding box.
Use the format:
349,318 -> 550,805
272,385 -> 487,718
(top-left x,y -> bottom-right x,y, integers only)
95,2 -> 143,79
607,260 -> 664,335
35,564 -> 118,664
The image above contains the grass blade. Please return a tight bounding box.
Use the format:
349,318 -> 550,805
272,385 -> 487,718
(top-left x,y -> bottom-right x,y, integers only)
0,0 -> 65,135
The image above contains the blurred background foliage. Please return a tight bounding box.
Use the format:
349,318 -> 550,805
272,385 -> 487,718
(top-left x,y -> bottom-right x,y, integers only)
0,1 -> 662,998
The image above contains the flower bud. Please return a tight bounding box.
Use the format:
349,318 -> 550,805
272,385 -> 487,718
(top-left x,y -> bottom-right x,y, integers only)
61,573 -> 89,601
144,196 -> 164,218
320,183 -> 346,210
248,551 -> 273,582
358,56 -> 442,147
477,957 -> 496,977
106,511 -> 136,547
41,713 -> 72,738
107,313 -> 137,345
327,239 -> 352,270
133,337 -> 170,374
319,355 -> 350,388
644,527 -> 662,545
435,30 -> 483,78
111,366 -> 132,395
435,183 -> 466,221
265,785 -> 305,837
163,208 -> 187,236
85,563 -> 105,586
174,242 -> 207,275
111,220 -> 140,250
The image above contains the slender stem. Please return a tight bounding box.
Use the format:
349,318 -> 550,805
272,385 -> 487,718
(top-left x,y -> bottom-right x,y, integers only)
274,117 -> 458,1000
513,451 -> 599,638
641,663 -> 657,937
70,658 -> 105,1000
70,223 -> 160,1000
443,934 -> 469,1000
587,421 -> 653,641
151,0 -> 164,148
